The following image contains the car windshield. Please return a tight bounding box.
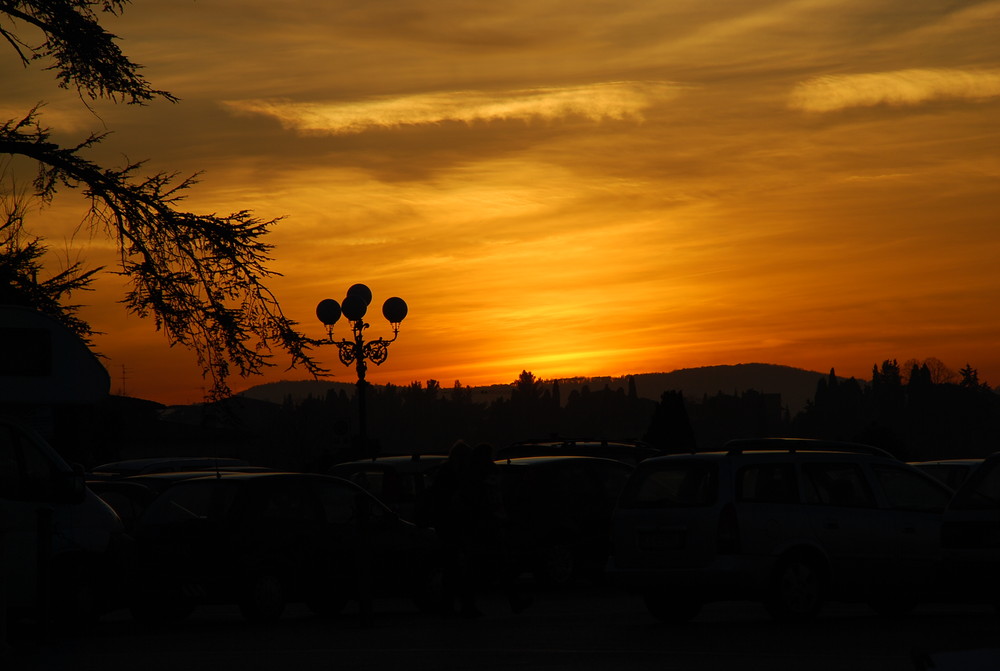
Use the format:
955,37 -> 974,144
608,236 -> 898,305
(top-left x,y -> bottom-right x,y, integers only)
950,457 -> 1000,510
621,461 -> 718,508
142,480 -> 239,525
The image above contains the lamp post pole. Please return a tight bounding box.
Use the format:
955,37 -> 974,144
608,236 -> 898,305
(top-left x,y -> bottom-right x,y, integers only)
316,284 -> 408,458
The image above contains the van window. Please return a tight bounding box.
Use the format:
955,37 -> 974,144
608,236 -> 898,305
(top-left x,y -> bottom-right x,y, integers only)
802,463 -> 875,508
739,464 -> 798,504
623,461 -> 717,508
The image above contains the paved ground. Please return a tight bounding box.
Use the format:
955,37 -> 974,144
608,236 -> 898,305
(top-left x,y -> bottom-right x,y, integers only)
5,585 -> 999,671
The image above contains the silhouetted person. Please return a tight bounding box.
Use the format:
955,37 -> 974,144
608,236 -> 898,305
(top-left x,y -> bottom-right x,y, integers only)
425,440 -> 473,615
424,440 -> 531,617
457,443 -> 531,616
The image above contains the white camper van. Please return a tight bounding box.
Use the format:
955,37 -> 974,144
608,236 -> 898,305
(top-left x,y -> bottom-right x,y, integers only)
0,416 -> 125,622
1,305 -> 125,624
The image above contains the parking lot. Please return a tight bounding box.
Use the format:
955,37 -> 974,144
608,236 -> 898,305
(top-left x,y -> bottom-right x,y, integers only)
7,584 -> 999,671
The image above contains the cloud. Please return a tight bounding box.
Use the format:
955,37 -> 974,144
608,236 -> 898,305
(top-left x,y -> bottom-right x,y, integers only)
223,81 -> 682,134
789,68 -> 1000,112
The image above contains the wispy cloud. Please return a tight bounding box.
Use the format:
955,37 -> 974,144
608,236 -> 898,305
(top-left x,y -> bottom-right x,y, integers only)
789,68 -> 1000,112
223,81 -> 682,134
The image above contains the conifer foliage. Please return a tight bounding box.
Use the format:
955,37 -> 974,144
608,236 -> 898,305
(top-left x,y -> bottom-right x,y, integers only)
1,1 -> 322,398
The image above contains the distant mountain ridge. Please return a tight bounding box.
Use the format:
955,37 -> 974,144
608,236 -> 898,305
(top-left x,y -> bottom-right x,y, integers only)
239,363 -> 834,414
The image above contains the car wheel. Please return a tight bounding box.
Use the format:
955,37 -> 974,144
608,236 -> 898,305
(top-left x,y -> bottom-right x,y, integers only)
643,590 -> 701,624
765,556 -> 826,621
534,543 -> 577,587
239,574 -> 286,623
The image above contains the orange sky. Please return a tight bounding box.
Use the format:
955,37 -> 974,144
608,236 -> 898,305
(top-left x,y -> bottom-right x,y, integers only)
4,1 -> 999,405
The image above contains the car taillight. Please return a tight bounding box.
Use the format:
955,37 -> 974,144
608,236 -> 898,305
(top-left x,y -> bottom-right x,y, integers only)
717,503 -> 741,554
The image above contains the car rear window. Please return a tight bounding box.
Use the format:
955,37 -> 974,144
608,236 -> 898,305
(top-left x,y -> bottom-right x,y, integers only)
621,461 -> 717,508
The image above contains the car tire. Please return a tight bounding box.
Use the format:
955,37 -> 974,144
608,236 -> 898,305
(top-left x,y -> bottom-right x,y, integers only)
643,590 -> 701,624
239,574 -> 286,623
765,555 -> 826,621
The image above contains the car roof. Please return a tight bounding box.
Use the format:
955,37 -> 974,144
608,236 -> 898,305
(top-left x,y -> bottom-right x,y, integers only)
89,456 -> 250,475
496,455 -> 633,467
499,439 -> 657,453
723,438 -> 895,457
497,439 -> 661,465
330,455 -> 449,473
182,470 -> 322,481
333,454 -> 449,466
642,437 -> 898,463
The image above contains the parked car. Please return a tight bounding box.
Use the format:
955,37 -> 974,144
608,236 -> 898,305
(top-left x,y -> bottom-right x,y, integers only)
89,469 -> 272,532
87,456 -> 252,480
1,415 -> 129,624
606,438 -> 954,622
497,439 -> 662,466
329,454 -> 448,525
910,459 -> 983,492
495,456 -> 634,585
126,471 -> 441,622
939,452 -> 1000,605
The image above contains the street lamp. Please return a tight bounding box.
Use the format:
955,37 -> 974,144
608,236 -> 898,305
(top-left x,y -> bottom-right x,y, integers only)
315,283 -> 408,456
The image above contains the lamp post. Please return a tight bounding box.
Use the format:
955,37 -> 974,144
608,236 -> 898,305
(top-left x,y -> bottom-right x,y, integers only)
316,284 -> 408,457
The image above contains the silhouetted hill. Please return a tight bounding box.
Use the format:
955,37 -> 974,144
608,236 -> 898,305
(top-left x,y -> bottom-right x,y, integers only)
629,364 -> 833,414
237,379 -> 358,404
240,363 -> 832,414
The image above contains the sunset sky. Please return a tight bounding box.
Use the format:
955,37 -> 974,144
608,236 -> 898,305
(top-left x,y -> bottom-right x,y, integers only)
3,0 -> 999,405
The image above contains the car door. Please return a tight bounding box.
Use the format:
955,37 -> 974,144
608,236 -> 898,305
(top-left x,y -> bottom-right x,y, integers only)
869,463 -> 951,589
941,453 -> 1000,600
247,478 -> 330,590
316,478 -> 404,589
800,461 -> 888,595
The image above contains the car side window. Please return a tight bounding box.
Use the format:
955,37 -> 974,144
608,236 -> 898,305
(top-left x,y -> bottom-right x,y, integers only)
802,463 -> 875,508
872,465 -> 952,512
738,463 -> 799,504
318,480 -> 387,525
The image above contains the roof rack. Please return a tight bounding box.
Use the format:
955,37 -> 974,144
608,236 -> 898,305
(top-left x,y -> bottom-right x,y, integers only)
722,438 -> 896,460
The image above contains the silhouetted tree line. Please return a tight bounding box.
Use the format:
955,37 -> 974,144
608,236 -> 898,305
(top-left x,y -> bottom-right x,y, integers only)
44,360 -> 999,471
792,360 -> 1000,460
